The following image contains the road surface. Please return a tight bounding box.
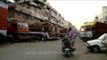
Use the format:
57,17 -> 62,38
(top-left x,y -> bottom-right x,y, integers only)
0,37 -> 107,60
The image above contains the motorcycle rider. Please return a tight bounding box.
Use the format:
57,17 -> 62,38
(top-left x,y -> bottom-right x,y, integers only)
66,27 -> 76,50
62,27 -> 76,53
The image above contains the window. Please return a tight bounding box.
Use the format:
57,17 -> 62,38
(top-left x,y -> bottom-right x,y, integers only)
27,6 -> 30,9
34,8 -> 37,12
20,3 -> 25,7
26,4 -> 30,9
86,27 -> 91,31
26,15 -> 31,20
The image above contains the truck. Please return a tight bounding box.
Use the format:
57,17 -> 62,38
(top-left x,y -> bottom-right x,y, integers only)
0,1 -> 8,42
0,1 -> 29,43
7,20 -> 29,41
29,22 -> 60,40
79,21 -> 107,41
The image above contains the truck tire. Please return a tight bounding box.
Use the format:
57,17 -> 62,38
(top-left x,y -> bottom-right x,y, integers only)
6,35 -> 15,43
92,46 -> 100,53
0,33 -> 5,42
42,37 -> 44,41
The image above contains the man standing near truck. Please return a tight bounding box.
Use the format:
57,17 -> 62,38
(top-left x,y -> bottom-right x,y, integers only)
43,31 -> 49,42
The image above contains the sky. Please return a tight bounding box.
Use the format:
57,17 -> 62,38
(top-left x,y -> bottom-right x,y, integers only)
8,0 -> 107,30
48,0 -> 107,30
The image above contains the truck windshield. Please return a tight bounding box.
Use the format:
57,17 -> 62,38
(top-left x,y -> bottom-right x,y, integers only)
80,27 -> 91,31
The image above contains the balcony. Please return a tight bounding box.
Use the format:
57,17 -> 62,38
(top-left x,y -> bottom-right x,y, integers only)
50,19 -> 57,24
15,4 -> 31,15
29,1 -> 37,7
9,3 -> 31,15
34,0 -> 47,5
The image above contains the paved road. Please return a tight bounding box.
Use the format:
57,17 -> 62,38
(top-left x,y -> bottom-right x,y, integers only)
0,37 -> 107,60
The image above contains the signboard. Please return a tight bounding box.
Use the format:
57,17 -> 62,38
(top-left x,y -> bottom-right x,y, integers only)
18,22 -> 29,32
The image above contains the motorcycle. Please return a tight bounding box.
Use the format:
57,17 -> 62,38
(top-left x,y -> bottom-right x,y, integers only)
61,35 -> 75,56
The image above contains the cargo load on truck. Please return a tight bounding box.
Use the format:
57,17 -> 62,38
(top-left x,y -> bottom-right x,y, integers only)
29,22 -> 59,40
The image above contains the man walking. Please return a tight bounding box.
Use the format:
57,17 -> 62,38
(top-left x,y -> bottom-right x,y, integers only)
43,32 -> 49,42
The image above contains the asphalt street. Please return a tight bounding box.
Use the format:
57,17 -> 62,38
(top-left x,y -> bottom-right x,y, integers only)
0,37 -> 107,60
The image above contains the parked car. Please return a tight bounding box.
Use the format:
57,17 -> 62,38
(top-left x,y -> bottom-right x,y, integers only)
86,33 -> 107,53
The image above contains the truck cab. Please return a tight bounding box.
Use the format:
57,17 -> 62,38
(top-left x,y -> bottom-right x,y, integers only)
80,21 -> 107,41
79,25 -> 93,41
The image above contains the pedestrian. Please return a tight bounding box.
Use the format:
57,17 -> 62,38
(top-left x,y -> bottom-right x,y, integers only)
43,32 -> 49,42
66,27 -> 76,49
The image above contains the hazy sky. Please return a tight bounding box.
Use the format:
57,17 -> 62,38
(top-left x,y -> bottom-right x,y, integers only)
48,0 -> 107,29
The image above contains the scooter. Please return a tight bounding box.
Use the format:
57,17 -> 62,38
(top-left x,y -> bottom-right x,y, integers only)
62,36 -> 75,56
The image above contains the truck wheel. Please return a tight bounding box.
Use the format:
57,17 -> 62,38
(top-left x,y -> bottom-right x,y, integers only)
92,46 -> 100,53
42,38 -> 44,41
0,36 -> 3,42
7,35 -> 15,43
0,34 -> 5,42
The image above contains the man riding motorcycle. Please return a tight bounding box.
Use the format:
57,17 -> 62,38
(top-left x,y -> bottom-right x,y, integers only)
66,27 -> 76,49
61,27 -> 76,55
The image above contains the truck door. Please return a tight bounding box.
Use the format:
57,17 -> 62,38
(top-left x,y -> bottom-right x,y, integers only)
0,1 -> 8,37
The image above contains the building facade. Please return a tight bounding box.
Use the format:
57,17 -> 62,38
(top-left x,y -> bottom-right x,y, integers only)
103,6 -> 107,23
8,0 -> 72,38
96,6 -> 107,23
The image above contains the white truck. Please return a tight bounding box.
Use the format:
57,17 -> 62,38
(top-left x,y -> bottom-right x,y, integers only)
86,33 -> 107,53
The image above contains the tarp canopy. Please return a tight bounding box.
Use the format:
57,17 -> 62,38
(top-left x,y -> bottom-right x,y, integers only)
83,21 -> 96,27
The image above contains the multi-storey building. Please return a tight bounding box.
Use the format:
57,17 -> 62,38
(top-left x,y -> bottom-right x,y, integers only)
94,6 -> 107,24
103,6 -> 107,23
8,0 -> 69,38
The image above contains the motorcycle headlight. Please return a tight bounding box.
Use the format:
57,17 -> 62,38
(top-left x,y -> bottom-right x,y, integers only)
65,48 -> 70,51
